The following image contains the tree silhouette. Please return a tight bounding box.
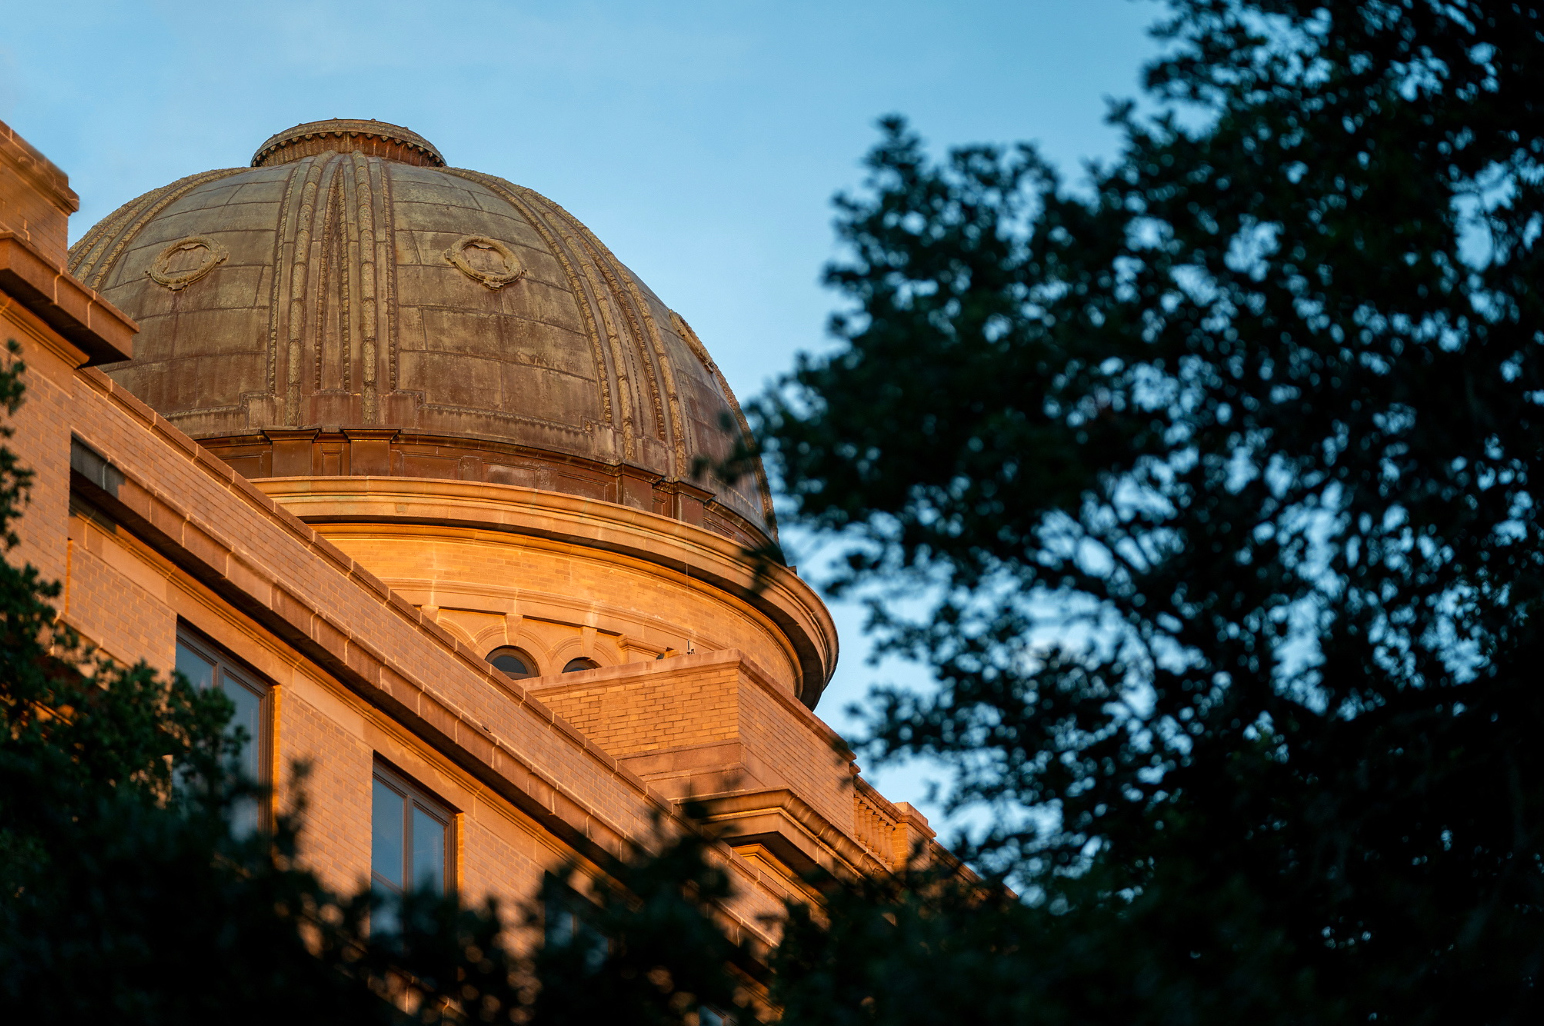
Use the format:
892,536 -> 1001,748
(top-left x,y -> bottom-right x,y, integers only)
759,2 -> 1544,1022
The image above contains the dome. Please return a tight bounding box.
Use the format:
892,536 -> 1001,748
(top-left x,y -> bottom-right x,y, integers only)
67,119 -> 775,549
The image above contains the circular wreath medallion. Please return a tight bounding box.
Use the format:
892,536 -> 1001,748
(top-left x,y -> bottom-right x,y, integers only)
444,235 -> 525,290
146,236 -> 228,291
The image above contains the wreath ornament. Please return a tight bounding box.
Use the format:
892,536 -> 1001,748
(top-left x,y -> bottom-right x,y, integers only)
444,235 -> 525,290
146,236 -> 228,291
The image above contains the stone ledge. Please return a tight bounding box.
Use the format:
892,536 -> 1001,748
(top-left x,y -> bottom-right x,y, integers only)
697,788 -> 886,881
0,232 -> 134,363
0,119 -> 74,201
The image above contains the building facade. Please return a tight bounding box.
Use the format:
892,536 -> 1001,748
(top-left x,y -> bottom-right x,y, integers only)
0,117 -> 938,960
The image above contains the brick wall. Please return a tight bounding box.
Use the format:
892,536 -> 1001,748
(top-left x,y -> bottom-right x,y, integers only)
61,514 -> 176,670
541,660 -> 741,757
3,314 -> 77,588
738,671 -> 851,829
539,651 -> 855,831
278,682 -> 375,894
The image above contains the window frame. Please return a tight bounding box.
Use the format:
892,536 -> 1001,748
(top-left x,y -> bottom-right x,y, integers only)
486,645 -> 539,680
371,760 -> 458,900
174,623 -> 274,831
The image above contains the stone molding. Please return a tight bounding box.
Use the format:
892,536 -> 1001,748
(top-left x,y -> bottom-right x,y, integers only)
0,232 -> 135,364
251,118 -> 445,168
696,788 -> 888,881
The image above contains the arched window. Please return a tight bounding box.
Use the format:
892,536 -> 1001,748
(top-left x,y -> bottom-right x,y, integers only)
562,657 -> 599,673
487,646 -> 538,679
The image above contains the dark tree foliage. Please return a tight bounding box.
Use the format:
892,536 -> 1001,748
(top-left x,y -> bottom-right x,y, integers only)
758,1 -> 1544,1022
528,812 -> 751,1025
0,342 -> 743,1024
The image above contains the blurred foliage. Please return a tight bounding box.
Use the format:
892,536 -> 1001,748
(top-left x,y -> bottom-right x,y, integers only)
755,0 -> 1544,1022
527,806 -> 750,1025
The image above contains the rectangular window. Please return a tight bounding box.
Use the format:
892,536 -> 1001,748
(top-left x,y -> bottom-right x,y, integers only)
371,762 -> 454,917
174,625 -> 270,835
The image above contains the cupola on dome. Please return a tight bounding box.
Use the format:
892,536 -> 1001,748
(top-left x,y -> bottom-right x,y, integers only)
68,119 -> 774,547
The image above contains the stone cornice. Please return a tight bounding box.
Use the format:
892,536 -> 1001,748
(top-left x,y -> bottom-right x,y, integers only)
193,429 -> 775,551
252,119 -> 445,168
0,232 -> 134,364
696,787 -> 887,880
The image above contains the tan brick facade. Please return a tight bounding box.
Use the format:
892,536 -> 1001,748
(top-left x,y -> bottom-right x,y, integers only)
0,117 -> 946,968
62,513 -> 178,670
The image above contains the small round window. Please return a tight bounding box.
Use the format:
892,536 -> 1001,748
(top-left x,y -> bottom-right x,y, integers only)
487,646 -> 537,679
562,657 -> 599,673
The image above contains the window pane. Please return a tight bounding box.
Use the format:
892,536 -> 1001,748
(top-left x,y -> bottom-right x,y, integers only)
176,631 -> 273,837
411,805 -> 446,893
175,642 -> 214,691
543,894 -> 607,972
489,649 -> 531,677
229,797 -> 260,838
545,896 -> 576,947
223,679 -> 264,838
371,894 -> 399,936
221,677 -> 263,783
372,777 -> 405,890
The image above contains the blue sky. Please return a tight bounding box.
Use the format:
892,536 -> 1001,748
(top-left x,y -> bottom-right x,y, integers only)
2,0 -> 1163,824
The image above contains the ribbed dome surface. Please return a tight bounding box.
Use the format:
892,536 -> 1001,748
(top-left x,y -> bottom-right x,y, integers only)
67,120 -> 774,547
